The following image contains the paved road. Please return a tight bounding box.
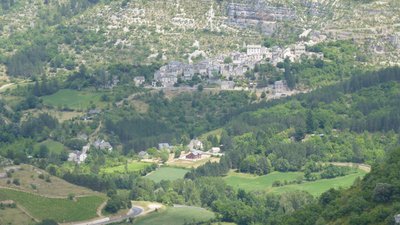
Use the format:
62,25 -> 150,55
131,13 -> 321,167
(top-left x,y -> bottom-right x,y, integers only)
73,206 -> 143,225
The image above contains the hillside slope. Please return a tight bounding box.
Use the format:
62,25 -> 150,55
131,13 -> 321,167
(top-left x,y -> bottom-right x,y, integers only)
1,0 -> 400,78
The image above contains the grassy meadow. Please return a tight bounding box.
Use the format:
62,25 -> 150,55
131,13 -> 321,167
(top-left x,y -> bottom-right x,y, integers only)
0,188 -> 105,223
133,206 -> 215,225
145,167 -> 189,182
271,171 -> 367,196
100,161 -> 151,174
224,169 -> 367,196
34,140 -> 66,154
42,89 -> 104,110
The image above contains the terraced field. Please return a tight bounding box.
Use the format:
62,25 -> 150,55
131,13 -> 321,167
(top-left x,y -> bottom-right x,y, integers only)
0,188 -> 105,223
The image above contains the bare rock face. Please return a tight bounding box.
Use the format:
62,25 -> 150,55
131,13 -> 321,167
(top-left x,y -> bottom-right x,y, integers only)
226,0 -> 296,35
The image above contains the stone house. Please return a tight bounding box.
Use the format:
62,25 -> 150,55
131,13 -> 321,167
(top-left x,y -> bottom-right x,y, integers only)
183,65 -> 195,81
194,60 -> 210,76
154,61 -> 185,87
294,43 -> 306,56
274,80 -> 288,93
68,151 -> 87,164
94,140 -> 113,152
138,151 -> 149,159
134,76 -> 145,86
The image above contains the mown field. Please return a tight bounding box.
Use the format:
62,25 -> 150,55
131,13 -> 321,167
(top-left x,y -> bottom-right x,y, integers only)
145,167 -> 189,182
224,171 -> 304,192
271,171 -> 367,196
0,188 -> 105,223
224,169 -> 367,196
166,157 -> 220,169
100,161 -> 151,174
132,206 -> 215,225
42,89 -> 104,110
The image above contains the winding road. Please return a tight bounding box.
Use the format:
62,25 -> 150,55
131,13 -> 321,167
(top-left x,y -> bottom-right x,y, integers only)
72,206 -> 143,225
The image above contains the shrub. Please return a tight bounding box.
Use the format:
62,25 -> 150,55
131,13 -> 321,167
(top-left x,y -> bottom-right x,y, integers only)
12,178 -> 20,186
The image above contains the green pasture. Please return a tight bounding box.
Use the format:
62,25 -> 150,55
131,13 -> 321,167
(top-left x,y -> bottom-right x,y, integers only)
133,206 -> 215,225
42,89 -> 104,110
224,170 -> 367,196
0,188 -> 105,223
100,161 -> 150,174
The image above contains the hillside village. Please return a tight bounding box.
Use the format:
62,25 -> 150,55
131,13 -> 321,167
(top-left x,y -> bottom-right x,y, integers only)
150,39 -> 323,94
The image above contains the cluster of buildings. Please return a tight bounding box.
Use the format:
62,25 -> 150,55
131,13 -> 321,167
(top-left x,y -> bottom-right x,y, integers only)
152,42 -> 322,88
68,139 -> 113,164
137,138 -> 223,162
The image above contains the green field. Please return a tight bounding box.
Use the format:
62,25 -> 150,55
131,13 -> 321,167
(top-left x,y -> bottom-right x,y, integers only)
100,161 -> 151,174
272,171 -> 367,196
0,188 -> 105,223
224,170 -> 367,196
0,207 -> 36,225
133,206 -> 215,225
224,171 -> 304,192
42,89 -> 103,110
34,140 -> 66,154
145,167 -> 189,182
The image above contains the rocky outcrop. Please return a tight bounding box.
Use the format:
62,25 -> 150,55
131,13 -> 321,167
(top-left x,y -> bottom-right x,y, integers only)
226,1 -> 296,35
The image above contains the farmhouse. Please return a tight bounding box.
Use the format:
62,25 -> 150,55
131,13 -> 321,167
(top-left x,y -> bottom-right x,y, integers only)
138,151 -> 149,159
186,150 -> 202,160
68,151 -> 87,164
210,147 -> 221,153
94,140 -> 113,152
189,139 -> 204,150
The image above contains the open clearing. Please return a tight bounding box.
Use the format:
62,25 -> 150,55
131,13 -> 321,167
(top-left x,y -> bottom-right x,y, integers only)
132,206 -> 215,225
224,169 -> 367,196
42,89 -> 104,110
100,161 -> 151,174
0,207 -> 36,225
166,156 -> 220,169
0,164 -> 98,197
34,139 -> 67,154
272,171 -> 367,196
145,167 -> 189,182
0,188 -> 105,223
